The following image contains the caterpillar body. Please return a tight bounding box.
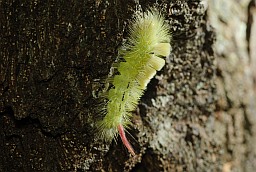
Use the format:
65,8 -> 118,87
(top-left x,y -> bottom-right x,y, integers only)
98,9 -> 171,156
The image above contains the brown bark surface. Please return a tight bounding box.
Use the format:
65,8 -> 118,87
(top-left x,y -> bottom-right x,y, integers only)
208,0 -> 256,171
1,0 -> 254,171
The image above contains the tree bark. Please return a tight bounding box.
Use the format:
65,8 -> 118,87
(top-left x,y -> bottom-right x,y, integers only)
208,0 -> 256,171
1,0 -> 254,171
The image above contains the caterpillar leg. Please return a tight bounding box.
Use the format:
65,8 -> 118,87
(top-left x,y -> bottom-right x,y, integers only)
117,124 -> 135,156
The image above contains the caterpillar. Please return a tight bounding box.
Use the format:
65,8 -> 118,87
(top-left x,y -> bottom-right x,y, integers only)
97,8 -> 171,156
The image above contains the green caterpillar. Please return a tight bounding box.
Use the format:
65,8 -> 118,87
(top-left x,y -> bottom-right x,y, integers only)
98,8 -> 171,155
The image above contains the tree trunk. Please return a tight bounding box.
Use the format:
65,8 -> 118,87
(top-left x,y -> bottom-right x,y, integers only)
208,0 -> 256,171
1,0 -> 255,171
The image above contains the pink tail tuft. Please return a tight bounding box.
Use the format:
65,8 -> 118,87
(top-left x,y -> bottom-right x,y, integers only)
117,124 -> 135,156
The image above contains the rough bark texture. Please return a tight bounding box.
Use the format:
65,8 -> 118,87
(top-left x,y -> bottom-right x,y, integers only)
1,0 -> 254,171
208,0 -> 256,171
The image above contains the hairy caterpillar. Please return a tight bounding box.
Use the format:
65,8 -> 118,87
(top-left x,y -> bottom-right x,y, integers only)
97,9 -> 171,155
